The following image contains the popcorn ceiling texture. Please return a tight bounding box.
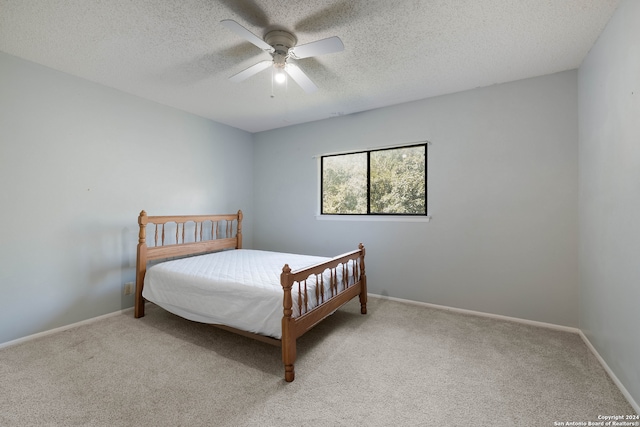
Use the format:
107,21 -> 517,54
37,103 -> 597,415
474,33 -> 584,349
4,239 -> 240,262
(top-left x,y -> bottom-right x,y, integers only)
0,0 -> 620,132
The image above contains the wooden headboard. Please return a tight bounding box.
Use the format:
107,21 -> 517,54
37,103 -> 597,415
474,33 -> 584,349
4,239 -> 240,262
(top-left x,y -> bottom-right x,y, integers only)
135,210 -> 243,318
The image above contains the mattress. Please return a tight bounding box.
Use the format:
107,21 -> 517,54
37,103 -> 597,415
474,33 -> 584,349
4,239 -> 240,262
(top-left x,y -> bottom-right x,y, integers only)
142,249 -> 354,339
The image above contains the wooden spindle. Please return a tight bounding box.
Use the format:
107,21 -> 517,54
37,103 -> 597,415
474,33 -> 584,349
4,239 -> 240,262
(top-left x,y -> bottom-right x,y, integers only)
316,274 -> 322,304
237,210 -> 243,249
154,224 -> 159,247
335,268 -> 339,294
353,260 -> 358,284
342,263 -> 347,290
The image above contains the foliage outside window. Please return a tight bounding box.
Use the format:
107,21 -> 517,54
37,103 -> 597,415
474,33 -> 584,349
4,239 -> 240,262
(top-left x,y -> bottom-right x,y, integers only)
321,144 -> 427,215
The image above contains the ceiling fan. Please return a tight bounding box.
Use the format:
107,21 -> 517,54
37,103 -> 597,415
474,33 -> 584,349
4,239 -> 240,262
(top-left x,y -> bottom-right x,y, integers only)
221,19 -> 344,93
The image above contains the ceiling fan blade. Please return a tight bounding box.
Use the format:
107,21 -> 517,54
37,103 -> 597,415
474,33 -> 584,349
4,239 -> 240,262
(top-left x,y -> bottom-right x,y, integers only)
221,19 -> 273,52
285,64 -> 318,93
290,36 -> 344,59
229,60 -> 272,82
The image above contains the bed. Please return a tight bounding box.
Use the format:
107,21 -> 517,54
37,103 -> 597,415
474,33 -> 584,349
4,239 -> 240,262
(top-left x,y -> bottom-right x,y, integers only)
134,210 -> 367,382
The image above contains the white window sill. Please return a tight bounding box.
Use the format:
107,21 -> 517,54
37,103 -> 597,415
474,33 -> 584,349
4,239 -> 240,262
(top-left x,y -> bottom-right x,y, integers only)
315,215 -> 431,223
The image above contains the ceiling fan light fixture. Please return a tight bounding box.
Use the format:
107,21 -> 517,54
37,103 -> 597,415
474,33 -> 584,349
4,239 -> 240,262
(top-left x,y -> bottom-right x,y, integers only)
274,68 -> 287,84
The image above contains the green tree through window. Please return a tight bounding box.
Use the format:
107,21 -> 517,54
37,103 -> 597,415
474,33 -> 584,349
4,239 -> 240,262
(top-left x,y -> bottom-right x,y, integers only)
321,144 -> 427,215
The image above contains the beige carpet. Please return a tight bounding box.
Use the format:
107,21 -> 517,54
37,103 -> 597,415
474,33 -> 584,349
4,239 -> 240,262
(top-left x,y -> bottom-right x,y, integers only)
0,297 -> 634,426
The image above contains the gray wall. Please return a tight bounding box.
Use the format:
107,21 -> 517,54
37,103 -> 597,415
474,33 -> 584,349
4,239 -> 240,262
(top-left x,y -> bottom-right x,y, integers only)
0,52 -> 254,345
578,0 -> 640,407
253,70 -> 579,327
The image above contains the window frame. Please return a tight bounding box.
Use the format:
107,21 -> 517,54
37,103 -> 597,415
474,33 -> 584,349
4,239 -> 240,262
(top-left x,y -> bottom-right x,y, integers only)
319,142 -> 428,217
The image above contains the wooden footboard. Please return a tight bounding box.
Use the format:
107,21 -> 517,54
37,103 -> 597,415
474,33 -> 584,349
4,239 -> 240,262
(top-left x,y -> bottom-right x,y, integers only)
280,244 -> 367,382
135,210 -> 366,382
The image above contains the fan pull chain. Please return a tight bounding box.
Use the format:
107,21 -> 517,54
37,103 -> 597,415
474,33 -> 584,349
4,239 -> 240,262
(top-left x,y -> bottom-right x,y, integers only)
270,67 -> 275,98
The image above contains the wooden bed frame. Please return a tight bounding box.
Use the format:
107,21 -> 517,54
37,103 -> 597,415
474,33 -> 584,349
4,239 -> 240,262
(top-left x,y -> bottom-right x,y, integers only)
135,210 -> 367,382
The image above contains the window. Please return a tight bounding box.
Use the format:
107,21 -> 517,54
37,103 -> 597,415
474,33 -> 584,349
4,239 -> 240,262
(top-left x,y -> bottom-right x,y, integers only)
321,143 -> 427,216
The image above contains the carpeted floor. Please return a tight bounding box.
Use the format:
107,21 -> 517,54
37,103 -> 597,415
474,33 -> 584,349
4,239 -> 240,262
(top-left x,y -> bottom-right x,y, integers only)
0,297 -> 635,426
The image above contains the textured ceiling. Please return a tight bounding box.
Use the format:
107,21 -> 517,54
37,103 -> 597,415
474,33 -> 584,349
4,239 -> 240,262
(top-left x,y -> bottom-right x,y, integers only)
0,0 -> 620,133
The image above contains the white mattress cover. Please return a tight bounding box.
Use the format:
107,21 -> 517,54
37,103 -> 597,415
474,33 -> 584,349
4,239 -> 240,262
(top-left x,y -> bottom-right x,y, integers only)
142,249 -> 353,339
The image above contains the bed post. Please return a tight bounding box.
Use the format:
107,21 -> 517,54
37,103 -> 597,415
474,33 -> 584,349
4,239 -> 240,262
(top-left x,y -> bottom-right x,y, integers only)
359,243 -> 367,315
281,264 -> 296,382
236,210 -> 243,249
135,210 -> 148,318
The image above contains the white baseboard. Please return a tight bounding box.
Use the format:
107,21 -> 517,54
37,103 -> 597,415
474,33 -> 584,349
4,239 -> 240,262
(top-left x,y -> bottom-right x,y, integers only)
368,293 -> 639,413
578,330 -> 640,414
0,307 -> 134,351
368,293 -> 580,333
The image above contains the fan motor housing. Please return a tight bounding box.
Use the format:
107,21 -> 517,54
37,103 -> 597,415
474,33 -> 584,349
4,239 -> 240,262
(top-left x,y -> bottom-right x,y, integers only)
265,30 -> 297,52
